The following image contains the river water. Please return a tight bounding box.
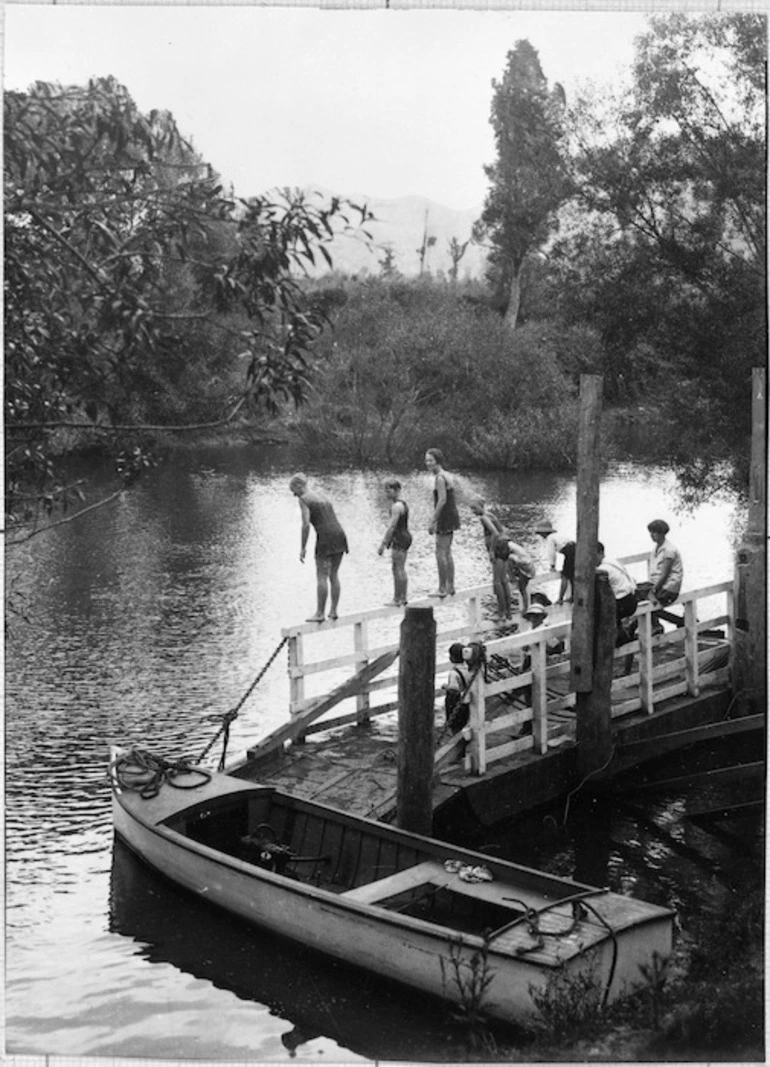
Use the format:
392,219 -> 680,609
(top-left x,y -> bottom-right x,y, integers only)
5,446 -> 759,1060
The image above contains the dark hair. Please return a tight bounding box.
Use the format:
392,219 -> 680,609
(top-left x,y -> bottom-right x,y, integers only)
647,519 -> 670,536
597,541 -> 605,554
448,642 -> 464,663
384,477 -> 401,492
426,447 -> 444,465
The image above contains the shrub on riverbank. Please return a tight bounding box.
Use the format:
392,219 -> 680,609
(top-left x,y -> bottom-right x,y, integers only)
294,277 -> 588,468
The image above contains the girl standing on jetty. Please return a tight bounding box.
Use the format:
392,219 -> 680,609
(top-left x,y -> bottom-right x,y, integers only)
426,448 -> 460,598
289,473 -> 349,623
378,477 -> 411,607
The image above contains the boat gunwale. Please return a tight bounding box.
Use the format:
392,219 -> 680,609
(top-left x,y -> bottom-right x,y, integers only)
109,757 -> 614,902
111,781 -> 673,969
113,808 -> 578,967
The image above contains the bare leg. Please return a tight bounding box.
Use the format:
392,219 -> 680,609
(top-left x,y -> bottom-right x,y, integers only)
328,554 -> 343,618
557,574 -> 569,604
434,533 -> 452,595
436,532 -> 455,595
309,557 -> 330,621
493,558 -> 511,617
519,577 -> 530,614
392,548 -> 408,604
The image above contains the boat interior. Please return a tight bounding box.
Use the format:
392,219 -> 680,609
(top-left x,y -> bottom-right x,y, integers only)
161,787 -> 586,938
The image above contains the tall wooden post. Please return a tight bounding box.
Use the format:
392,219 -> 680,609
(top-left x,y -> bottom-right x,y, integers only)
732,367 -> 767,712
576,572 -> 616,777
571,375 -> 604,692
396,607 -> 436,835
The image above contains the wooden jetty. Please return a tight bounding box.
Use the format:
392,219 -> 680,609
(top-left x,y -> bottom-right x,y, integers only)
229,558 -> 745,830
230,372 -> 765,832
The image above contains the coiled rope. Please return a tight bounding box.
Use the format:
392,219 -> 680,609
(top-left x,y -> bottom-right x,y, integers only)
197,634 -> 289,769
110,748 -> 211,799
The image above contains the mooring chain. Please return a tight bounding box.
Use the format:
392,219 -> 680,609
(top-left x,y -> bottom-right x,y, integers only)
197,634 -> 289,766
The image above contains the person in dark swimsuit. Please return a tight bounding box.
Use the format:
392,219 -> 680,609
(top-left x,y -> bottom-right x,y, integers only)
469,496 -> 510,617
425,448 -> 460,598
289,473 -> 348,622
378,477 -> 412,607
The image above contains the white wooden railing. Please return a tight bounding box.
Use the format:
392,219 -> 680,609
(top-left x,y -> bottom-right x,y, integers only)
279,558 -> 733,771
443,578 -> 733,775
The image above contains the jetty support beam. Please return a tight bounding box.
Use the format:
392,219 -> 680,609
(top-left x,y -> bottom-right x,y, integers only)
732,366 -> 766,713
571,374 -> 603,692
576,571 -> 615,777
397,606 -> 436,835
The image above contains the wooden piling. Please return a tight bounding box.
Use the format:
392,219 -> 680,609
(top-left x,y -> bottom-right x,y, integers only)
396,606 -> 436,835
571,374 -> 604,692
576,572 -> 616,777
732,367 -> 767,713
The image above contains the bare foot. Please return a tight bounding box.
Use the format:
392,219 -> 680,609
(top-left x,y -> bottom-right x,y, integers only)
306,614 -> 325,623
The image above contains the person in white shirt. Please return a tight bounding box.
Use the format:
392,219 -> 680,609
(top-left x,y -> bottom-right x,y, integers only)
534,519 -> 575,605
647,519 -> 683,605
597,542 -> 638,623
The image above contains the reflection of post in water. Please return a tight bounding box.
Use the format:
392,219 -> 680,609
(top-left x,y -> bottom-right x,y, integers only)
571,794 -> 612,888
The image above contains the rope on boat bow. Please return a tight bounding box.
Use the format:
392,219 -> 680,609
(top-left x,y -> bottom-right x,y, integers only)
111,748 -> 212,799
197,634 -> 289,769
506,894 -> 619,1009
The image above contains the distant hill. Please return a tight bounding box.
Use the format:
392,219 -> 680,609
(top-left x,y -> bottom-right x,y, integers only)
303,190 -> 488,280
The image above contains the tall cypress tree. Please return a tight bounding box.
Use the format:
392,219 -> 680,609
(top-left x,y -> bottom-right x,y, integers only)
475,40 -> 570,330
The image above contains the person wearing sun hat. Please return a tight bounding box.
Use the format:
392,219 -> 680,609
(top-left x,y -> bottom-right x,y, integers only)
533,519 -> 575,605
522,602 -> 565,653
514,602 -> 565,677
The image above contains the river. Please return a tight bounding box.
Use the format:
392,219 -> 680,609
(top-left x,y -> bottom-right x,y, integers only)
4,446 -> 759,1060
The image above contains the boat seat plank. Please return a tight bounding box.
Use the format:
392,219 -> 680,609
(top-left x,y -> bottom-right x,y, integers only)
342,859 -> 557,913
342,861 -> 441,903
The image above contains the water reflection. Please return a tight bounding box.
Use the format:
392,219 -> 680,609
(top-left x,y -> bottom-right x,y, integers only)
108,837 -> 506,1062
4,446 -> 751,1057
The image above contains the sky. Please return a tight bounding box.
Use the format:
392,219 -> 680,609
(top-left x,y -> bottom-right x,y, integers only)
4,5 -> 651,210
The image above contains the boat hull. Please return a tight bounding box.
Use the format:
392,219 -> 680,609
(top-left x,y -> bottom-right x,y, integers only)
110,751 -> 674,1027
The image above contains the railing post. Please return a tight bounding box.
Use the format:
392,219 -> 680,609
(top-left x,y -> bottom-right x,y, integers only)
288,632 -> 305,719
637,606 -> 654,714
684,599 -> 699,696
464,668 -> 487,775
354,620 -> 370,725
467,593 -> 482,633
726,585 -> 735,653
531,639 -> 548,755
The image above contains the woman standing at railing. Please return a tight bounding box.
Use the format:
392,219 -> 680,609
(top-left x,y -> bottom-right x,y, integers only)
289,473 -> 349,623
426,448 -> 460,599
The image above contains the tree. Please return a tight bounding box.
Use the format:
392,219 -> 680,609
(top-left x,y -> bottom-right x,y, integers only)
416,209 -> 437,275
447,236 -> 470,286
557,14 -> 766,481
5,77 -> 370,529
474,40 -> 570,331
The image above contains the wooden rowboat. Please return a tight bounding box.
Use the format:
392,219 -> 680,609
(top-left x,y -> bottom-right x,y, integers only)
110,747 -> 674,1028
